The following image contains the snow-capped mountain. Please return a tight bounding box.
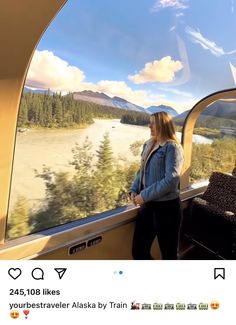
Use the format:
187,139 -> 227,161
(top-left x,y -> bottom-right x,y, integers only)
73,90 -> 145,113
24,88 -> 182,117
24,86 -> 54,95
146,105 -> 178,117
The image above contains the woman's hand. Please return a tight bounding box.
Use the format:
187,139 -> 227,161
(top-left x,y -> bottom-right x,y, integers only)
130,192 -> 137,205
134,194 -> 144,206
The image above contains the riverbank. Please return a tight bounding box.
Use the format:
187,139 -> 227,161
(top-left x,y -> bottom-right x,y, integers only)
9,119 -> 213,211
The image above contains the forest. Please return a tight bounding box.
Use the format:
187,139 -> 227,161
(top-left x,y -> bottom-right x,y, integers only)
18,92 -> 125,128
7,134 -> 236,240
7,92 -> 236,239
19,92 -> 235,134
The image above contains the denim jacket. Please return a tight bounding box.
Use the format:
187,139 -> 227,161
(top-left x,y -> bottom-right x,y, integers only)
130,139 -> 184,202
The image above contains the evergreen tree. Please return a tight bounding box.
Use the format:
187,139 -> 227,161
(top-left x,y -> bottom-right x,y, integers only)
17,91 -> 135,129
53,96 -> 63,127
70,138 -> 96,216
18,97 -> 28,126
7,196 -> 30,239
96,132 -> 114,172
31,140 -> 96,231
70,137 -> 94,174
93,133 -> 117,211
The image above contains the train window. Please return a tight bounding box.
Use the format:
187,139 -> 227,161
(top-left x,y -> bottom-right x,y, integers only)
6,0 -> 236,239
190,98 -> 236,183
8,106 -> 151,239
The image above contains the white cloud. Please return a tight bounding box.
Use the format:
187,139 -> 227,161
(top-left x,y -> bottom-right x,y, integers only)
96,80 -> 148,105
151,0 -> 188,12
175,12 -> 184,17
158,87 -> 192,98
26,50 -> 85,92
26,50 -> 149,106
94,82 -> 193,113
172,98 -> 197,113
185,26 -> 236,57
128,56 -> 183,84
26,50 -> 192,113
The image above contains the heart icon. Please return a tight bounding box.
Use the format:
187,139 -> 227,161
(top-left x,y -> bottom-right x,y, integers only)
23,310 -> 30,318
8,268 -> 22,280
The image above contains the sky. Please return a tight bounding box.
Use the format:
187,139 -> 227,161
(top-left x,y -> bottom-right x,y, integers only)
26,0 -> 236,113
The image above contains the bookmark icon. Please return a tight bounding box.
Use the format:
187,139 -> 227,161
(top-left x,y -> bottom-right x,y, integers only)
214,268 -> 225,280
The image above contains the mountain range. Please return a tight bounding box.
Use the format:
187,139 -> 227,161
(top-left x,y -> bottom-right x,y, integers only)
24,87 -> 235,122
175,99 -> 236,120
147,105 -> 178,116
174,99 -> 236,130
72,90 -> 179,116
73,90 -> 145,113
24,87 -> 179,116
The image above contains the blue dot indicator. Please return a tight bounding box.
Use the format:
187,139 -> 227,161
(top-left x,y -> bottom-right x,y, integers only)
119,270 -> 123,275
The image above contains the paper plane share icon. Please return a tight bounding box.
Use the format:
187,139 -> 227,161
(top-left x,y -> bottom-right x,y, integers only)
54,268 -> 67,279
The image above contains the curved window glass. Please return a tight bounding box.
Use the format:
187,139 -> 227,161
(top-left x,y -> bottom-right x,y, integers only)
189,98 -> 236,183
7,0 -> 236,239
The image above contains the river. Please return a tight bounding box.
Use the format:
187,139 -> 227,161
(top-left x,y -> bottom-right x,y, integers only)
9,119 -> 212,211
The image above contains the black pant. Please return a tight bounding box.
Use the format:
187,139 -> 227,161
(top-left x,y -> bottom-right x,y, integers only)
132,198 -> 182,260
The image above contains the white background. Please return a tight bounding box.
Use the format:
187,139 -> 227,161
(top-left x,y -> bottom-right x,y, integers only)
0,261 -> 234,324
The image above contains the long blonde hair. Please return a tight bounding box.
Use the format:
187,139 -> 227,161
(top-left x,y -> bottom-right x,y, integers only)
151,111 -> 178,143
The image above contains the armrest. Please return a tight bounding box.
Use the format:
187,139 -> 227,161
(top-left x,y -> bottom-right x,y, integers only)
192,197 -> 236,224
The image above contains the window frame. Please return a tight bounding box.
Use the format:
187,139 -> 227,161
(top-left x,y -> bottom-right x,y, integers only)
180,88 -> 236,189
0,0 -> 67,245
0,0 -> 235,258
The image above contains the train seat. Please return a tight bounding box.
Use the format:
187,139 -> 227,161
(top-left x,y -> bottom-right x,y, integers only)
187,171 -> 236,259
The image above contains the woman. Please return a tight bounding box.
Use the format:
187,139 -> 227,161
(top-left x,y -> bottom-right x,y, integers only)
130,111 -> 184,260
